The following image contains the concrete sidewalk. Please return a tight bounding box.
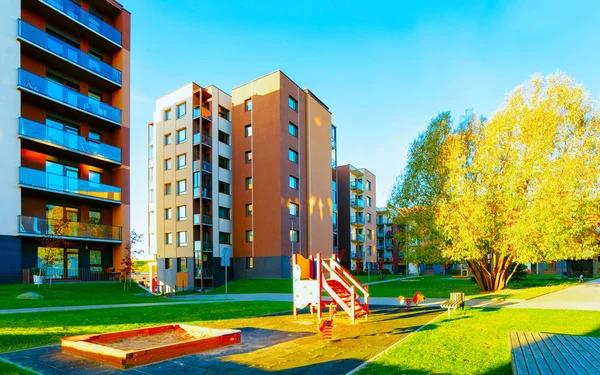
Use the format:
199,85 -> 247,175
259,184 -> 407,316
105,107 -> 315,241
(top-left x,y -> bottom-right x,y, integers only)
506,278 -> 600,311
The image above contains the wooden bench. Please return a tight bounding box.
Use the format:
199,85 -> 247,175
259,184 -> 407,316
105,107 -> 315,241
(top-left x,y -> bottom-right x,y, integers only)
440,292 -> 464,316
509,331 -> 600,375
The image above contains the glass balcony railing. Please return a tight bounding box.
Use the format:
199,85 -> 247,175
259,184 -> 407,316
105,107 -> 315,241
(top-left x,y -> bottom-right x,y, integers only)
41,0 -> 122,46
18,69 -> 121,124
193,214 -> 200,225
20,167 -> 121,203
350,216 -> 365,225
18,215 -> 122,242
19,118 -> 121,164
351,233 -> 365,243
350,198 -> 365,209
350,180 -> 364,192
203,215 -> 212,225
18,20 -> 122,85
193,106 -> 212,120
202,161 -> 212,173
193,133 -> 212,147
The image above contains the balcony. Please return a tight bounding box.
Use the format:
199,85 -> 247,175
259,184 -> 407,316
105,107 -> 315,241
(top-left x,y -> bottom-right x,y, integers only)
350,216 -> 365,226
333,224 -> 338,233
193,133 -> 212,147
203,215 -> 212,226
18,20 -> 122,87
377,231 -> 384,238
202,161 -> 212,173
39,0 -> 122,47
331,137 -> 336,150
20,167 -> 121,204
19,118 -> 121,165
193,106 -> 212,121
18,69 -> 121,125
351,233 -> 365,243
386,243 -> 394,250
386,231 -> 394,238
194,241 -> 213,252
350,198 -> 365,210
350,180 -> 364,193
18,215 -> 122,243
194,187 -> 212,200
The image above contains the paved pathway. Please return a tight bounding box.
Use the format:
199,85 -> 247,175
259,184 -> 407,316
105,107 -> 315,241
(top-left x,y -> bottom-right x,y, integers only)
506,278 -> 600,311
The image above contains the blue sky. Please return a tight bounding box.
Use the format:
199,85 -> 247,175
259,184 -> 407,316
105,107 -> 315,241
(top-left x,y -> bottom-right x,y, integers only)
126,0 -> 600,247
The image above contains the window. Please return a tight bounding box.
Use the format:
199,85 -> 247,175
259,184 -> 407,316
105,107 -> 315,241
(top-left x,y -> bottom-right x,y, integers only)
289,176 -> 299,189
165,208 -> 172,220
245,99 -> 252,111
166,258 -> 172,269
245,203 -> 253,216
366,180 -> 372,191
177,128 -> 186,144
288,122 -> 298,137
245,125 -> 252,137
164,133 -> 172,145
165,233 -> 172,244
219,232 -> 231,244
219,206 -> 231,220
165,158 -> 172,170
165,183 -> 172,195
218,156 -> 230,170
88,89 -> 102,101
177,258 -> 187,272
89,211 -> 101,224
367,229 -> 372,239
176,103 -> 186,118
288,149 -> 298,164
245,151 -> 253,164
177,231 -> 187,246
219,181 -> 231,195
165,109 -> 172,121
89,171 -> 101,184
177,154 -> 186,169
148,145 -> 153,159
149,189 -> 154,203
290,203 -> 299,216
90,250 -> 102,272
290,229 -> 299,243
218,131 -> 230,145
88,131 -> 101,142
177,205 -> 187,221
148,167 -> 153,182
288,96 -> 298,111
177,180 -> 187,195
246,257 -> 254,269
218,106 -> 230,120
367,196 -> 372,207
245,177 -> 253,190
246,230 -> 253,243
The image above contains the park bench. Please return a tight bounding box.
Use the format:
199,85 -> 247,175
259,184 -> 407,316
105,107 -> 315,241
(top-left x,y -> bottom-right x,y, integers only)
509,331 -> 600,374
440,292 -> 464,316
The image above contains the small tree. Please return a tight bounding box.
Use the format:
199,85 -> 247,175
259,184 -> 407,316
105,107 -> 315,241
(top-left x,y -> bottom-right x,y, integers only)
37,219 -> 72,288
120,230 -> 144,290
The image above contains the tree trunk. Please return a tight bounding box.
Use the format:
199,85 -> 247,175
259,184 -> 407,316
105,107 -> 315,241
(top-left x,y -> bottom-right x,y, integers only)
467,256 -> 515,292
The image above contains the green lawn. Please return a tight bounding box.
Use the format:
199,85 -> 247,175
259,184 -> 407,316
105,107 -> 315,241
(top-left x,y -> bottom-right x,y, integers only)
359,308 -> 600,375
0,282 -> 171,309
206,278 -> 292,294
355,274 -> 407,283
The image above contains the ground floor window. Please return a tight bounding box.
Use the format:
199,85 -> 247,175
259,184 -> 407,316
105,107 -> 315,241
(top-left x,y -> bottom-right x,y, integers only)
90,250 -> 102,272
178,258 -> 187,272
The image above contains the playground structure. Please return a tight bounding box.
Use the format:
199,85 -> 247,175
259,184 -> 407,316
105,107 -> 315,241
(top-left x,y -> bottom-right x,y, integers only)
292,253 -> 369,324
397,291 -> 426,308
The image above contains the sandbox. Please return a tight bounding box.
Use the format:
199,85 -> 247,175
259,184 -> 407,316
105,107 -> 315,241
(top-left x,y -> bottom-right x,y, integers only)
61,324 -> 241,369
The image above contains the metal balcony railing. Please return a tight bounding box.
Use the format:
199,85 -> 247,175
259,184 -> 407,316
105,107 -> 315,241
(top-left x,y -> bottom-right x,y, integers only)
18,69 -> 121,124
18,20 -> 121,85
19,118 -> 121,164
18,215 -> 122,242
41,0 -> 122,46
19,167 -> 121,203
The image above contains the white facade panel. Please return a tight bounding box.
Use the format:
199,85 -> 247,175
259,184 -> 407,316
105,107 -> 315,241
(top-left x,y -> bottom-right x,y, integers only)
218,142 -> 232,159
219,193 -> 232,207
218,167 -> 232,184
218,218 -> 232,233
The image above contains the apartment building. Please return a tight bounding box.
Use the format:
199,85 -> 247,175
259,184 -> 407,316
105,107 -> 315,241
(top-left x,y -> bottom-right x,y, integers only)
375,207 -> 407,274
231,71 -> 337,279
337,165 -> 376,271
0,0 -> 130,283
149,83 -> 232,292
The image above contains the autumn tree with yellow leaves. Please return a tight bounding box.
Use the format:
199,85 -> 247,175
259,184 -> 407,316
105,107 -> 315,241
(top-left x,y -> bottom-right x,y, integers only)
391,73 -> 600,291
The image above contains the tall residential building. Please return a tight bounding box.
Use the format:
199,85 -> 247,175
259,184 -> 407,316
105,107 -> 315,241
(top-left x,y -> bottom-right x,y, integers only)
337,165 -> 376,271
231,71 -> 337,279
0,0 -> 130,283
149,83 -> 232,292
375,207 -> 407,274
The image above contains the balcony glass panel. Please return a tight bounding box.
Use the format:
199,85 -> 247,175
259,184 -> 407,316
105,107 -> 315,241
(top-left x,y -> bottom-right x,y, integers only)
18,20 -> 122,85
20,167 -> 121,203
350,180 -> 364,191
203,215 -> 212,225
19,215 -> 121,241
350,216 -> 365,225
18,69 -> 121,124
350,198 -> 365,209
41,0 -> 122,45
19,118 -> 121,163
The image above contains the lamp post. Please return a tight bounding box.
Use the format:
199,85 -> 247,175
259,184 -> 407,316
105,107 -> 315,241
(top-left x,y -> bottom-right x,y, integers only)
290,216 -> 297,255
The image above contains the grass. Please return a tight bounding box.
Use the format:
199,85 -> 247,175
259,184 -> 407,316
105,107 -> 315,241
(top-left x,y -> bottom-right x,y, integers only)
0,282 -> 172,309
359,308 -> 600,375
206,278 -> 292,294
355,274 -> 406,283
0,361 -> 34,375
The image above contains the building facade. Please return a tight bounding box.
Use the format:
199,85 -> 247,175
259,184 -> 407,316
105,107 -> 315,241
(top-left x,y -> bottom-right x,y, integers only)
231,71 -> 337,279
375,207 -> 407,274
337,165 -> 376,271
149,83 -> 232,292
0,0 -> 131,283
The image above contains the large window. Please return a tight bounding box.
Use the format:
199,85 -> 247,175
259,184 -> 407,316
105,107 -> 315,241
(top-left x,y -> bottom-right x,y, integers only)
288,122 -> 298,137
367,196 -> 372,207
177,231 -> 187,246
177,179 -> 187,195
288,149 -> 298,164
245,177 -> 253,190
219,181 -> 231,195
288,96 -> 298,111
218,156 -> 230,170
366,180 -> 371,191
218,106 -> 230,120
177,128 -> 186,144
177,154 -> 186,169
246,230 -> 253,243
90,250 -> 102,272
245,203 -> 253,216
165,233 -> 172,244
289,176 -> 299,189
176,103 -> 186,118
219,232 -> 231,244
290,229 -> 299,243
177,205 -> 187,221
89,210 -> 101,224
367,212 -> 372,223
290,203 -> 299,216
245,125 -> 252,137
177,258 -> 187,272
245,151 -> 253,164
219,206 -> 231,220
245,99 -> 252,111
218,131 -> 230,145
